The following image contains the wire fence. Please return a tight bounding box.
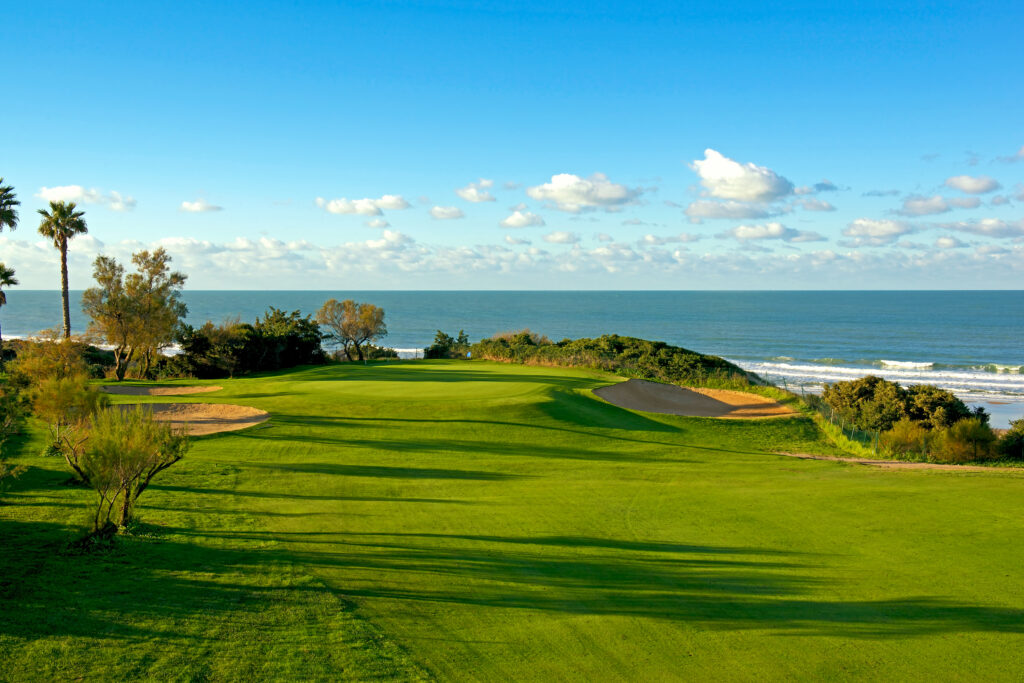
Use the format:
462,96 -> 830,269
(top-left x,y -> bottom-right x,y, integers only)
761,372 -> 881,453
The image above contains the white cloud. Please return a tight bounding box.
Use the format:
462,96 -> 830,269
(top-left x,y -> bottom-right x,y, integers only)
719,222 -> 825,243
640,233 -> 703,246
937,218 -> 1024,239
365,218 -> 390,228
315,194 -> 410,216
542,231 -> 580,244
500,210 -> 545,228
991,195 -> 1010,206
842,218 -> 914,246
944,175 -> 1001,194
3,230 -> 1022,290
690,149 -> 794,202
365,230 -> 413,249
180,198 -> 223,213
526,172 -> 641,212
455,179 -> 496,203
796,198 -> 836,212
504,235 -> 531,246
935,236 -> 968,249
596,233 -> 614,242
430,206 -> 465,220
895,194 -> 980,216
684,200 -> 780,223
37,185 -> 136,211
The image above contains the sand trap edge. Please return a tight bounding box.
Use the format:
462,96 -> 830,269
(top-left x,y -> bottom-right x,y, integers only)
594,378 -> 797,419
101,385 -> 223,396
117,402 -> 270,436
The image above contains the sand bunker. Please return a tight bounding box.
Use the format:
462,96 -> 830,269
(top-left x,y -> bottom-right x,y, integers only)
102,385 -> 223,396
119,403 -> 269,436
594,379 -> 796,419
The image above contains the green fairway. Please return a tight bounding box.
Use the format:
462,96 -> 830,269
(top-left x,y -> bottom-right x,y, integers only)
3,360 -> 1024,680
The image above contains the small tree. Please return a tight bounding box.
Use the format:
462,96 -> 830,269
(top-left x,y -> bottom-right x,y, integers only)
82,248 -> 187,380
315,299 -> 386,362
59,408 -> 188,532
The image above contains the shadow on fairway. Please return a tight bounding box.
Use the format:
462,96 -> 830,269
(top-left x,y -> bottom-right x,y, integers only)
5,517 -> 1024,644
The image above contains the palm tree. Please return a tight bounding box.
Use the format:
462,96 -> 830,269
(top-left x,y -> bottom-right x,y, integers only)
38,201 -> 88,338
0,178 -> 19,233
0,264 -> 17,357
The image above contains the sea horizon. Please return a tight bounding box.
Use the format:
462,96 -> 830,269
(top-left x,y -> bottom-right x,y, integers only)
5,289 -> 1022,427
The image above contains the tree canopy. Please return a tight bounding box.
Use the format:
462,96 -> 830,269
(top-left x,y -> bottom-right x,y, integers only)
315,299 -> 387,362
82,248 -> 187,380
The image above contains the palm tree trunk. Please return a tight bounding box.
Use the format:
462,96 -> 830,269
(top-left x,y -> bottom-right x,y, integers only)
60,239 -> 71,338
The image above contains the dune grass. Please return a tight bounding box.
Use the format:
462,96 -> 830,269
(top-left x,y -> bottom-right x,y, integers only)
2,360 -> 1024,680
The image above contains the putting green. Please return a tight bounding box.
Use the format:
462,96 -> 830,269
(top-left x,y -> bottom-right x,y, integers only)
2,360 -> 1024,680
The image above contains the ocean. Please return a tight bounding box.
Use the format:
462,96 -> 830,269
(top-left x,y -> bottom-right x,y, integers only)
4,290 -> 1023,427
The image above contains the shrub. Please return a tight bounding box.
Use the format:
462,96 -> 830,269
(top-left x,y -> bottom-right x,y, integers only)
931,418 -> 997,463
424,330 -> 470,359
56,407 -> 189,532
880,418 -> 931,459
168,308 -> 325,378
0,378 -> 26,492
997,418 -> 1024,460
823,376 -> 980,433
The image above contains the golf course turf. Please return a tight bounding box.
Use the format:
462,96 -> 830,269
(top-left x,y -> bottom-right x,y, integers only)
2,360 -> 1024,680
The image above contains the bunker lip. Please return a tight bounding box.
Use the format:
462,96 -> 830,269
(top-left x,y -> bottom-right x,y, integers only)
594,378 -> 796,419
102,385 -> 223,396
117,403 -> 269,436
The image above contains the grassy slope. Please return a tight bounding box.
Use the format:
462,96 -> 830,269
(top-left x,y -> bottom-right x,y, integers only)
2,360 -> 1024,681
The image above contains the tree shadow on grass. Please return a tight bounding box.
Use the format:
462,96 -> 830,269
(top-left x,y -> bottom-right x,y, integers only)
244,462 -> 525,481
4,514 -> 1024,660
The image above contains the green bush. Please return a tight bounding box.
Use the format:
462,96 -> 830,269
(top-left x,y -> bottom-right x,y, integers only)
823,375 -> 981,432
424,330 -> 470,359
168,308 -> 325,378
880,418 -> 931,459
997,419 -> 1024,460
931,418 -> 997,464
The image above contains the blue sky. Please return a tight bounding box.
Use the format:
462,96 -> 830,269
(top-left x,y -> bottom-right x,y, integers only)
2,0 -> 1022,289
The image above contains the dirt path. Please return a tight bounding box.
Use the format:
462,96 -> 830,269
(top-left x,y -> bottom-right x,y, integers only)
102,385 -> 222,396
594,379 -> 796,419
777,452 -> 1022,473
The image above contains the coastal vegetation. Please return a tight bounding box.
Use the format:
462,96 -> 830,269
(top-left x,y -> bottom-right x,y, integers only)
470,330 -> 750,387
822,375 -> 1018,462
424,329 -> 470,358
171,308 -> 325,378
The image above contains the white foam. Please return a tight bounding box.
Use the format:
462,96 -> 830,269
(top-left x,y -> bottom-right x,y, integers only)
879,360 -> 934,370
735,358 -> 1024,404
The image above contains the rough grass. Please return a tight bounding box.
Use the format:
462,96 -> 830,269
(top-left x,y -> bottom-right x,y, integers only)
2,360 -> 1024,680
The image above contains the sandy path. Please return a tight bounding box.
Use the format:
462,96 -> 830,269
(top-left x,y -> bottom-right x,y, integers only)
777,452 -> 1023,473
594,379 -> 796,419
118,403 -> 269,436
102,385 -> 222,396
